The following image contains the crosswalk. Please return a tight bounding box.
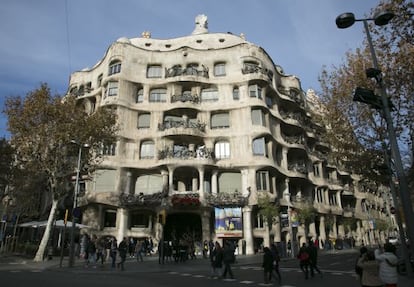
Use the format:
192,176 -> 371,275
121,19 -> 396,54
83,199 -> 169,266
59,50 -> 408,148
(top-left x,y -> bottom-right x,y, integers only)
165,266 -> 357,286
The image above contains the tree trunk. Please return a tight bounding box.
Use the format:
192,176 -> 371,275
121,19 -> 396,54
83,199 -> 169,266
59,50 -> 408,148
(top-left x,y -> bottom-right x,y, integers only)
33,199 -> 58,262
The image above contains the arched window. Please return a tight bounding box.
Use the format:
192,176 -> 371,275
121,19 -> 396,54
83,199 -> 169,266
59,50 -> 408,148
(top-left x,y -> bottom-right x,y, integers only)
108,60 -> 121,75
215,141 -> 230,159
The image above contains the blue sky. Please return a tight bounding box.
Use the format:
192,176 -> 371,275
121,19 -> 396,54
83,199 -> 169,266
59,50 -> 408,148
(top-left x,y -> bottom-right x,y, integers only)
0,0 -> 381,138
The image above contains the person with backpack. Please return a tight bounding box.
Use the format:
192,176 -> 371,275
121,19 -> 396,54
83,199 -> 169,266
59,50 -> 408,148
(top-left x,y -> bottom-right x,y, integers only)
297,242 -> 310,279
375,243 -> 399,287
117,237 -> 128,270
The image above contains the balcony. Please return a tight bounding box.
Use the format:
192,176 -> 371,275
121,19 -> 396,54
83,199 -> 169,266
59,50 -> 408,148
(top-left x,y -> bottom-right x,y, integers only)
205,192 -> 249,207
158,145 -> 214,160
241,63 -> 273,82
171,93 -> 200,104
165,65 -> 209,78
158,119 -> 206,133
119,189 -> 167,207
288,161 -> 307,174
170,193 -> 200,207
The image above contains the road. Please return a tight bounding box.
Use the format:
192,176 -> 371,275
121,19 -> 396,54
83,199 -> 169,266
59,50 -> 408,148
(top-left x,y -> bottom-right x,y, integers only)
0,249 -> 412,287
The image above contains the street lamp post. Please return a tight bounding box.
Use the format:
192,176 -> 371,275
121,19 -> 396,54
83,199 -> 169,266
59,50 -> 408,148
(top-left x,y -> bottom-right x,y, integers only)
68,141 -> 89,267
336,10 -> 414,276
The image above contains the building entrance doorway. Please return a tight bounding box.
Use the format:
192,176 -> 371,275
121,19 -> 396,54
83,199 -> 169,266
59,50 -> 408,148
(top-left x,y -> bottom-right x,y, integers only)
164,213 -> 202,245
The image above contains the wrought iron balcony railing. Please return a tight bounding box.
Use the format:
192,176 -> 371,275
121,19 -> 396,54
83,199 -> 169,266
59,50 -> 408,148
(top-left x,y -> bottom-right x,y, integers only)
158,120 -> 206,132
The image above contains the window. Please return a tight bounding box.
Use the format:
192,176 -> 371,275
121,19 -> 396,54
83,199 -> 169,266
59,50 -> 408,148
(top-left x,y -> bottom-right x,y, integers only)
201,87 -> 218,102
249,84 -> 262,99
254,213 -> 265,228
215,141 -> 230,159
140,140 -> 154,159
104,210 -> 116,227
313,164 -> 320,177
252,137 -> 266,156
136,89 -> 144,103
101,142 -> 116,156
149,88 -> 167,102
130,212 -> 150,228
147,65 -> 162,78
138,113 -> 150,129
97,74 -> 103,87
108,60 -> 121,75
256,170 -> 269,191
233,87 -> 239,100
106,81 -> 118,97
214,63 -> 226,76
211,112 -> 229,129
265,96 -> 273,108
251,109 -> 265,126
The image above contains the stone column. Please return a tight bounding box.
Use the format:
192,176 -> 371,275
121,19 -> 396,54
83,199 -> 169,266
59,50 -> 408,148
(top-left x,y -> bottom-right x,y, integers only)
168,168 -> 174,195
201,209 -> 211,242
125,170 -> 132,195
242,206 -> 254,255
117,208 -> 128,243
319,215 -> 326,245
212,170 -> 218,195
198,168 -> 205,201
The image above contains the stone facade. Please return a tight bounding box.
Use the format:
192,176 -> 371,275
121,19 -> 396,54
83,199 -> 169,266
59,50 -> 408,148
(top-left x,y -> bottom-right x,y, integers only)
67,16 -> 396,255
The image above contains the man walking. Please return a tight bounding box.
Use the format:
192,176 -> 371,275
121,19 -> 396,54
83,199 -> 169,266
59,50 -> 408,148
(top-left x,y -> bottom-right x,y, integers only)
307,239 -> 322,278
221,241 -> 235,279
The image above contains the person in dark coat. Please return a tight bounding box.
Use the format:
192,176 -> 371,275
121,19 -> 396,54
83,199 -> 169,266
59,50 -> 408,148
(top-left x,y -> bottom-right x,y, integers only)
307,239 -> 322,277
297,243 -> 310,279
221,241 -> 235,279
270,243 -> 282,283
117,237 -> 128,270
262,247 -> 274,284
210,241 -> 223,278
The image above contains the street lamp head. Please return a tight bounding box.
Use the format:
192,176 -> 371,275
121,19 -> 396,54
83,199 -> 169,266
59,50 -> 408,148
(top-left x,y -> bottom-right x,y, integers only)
336,12 -> 356,29
373,10 -> 395,26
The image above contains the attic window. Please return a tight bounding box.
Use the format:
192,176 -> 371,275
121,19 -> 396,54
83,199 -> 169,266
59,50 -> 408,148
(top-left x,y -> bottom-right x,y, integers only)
219,38 -> 225,42
165,44 -> 171,48
145,43 -> 152,47
196,39 -> 202,43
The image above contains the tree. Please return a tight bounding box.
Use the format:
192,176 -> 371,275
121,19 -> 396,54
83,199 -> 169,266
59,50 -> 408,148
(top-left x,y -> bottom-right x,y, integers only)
257,193 -> 279,245
296,200 -> 317,240
318,0 -> 413,185
4,83 -> 118,261
0,138 -> 13,199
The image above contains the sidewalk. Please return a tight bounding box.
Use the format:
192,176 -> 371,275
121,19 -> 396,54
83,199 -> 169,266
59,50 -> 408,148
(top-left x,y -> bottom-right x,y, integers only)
1,252 -> 413,286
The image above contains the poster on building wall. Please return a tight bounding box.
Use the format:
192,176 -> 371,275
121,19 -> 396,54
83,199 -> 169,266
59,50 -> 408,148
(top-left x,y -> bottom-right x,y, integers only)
215,207 -> 243,238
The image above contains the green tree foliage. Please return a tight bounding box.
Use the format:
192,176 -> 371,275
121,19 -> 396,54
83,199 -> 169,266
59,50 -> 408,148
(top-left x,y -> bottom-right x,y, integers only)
4,83 -> 118,261
318,0 -> 413,186
257,193 -> 279,229
0,138 -> 13,197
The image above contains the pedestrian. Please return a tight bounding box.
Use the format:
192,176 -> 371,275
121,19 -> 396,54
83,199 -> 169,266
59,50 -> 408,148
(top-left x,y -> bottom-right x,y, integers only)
307,239 -> 322,278
110,237 -> 117,268
262,247 -> 274,284
221,241 -> 235,279
375,243 -> 399,287
128,237 -> 135,258
117,237 -> 128,270
203,240 -> 209,259
96,237 -> 105,265
287,240 -> 292,257
135,240 -> 144,262
297,242 -> 310,279
357,250 -> 383,287
270,243 -> 282,283
355,246 -> 368,285
210,241 -> 223,278
86,235 -> 97,268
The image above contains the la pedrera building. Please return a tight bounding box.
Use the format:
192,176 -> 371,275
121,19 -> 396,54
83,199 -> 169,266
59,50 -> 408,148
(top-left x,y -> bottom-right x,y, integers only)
67,15 -> 397,255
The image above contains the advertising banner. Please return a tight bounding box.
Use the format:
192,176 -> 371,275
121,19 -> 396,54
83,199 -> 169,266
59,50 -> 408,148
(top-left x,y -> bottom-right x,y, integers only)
215,207 -> 243,238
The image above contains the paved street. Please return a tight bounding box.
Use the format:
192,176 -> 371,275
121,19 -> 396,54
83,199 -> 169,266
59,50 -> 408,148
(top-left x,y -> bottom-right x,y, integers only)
0,249 -> 413,287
